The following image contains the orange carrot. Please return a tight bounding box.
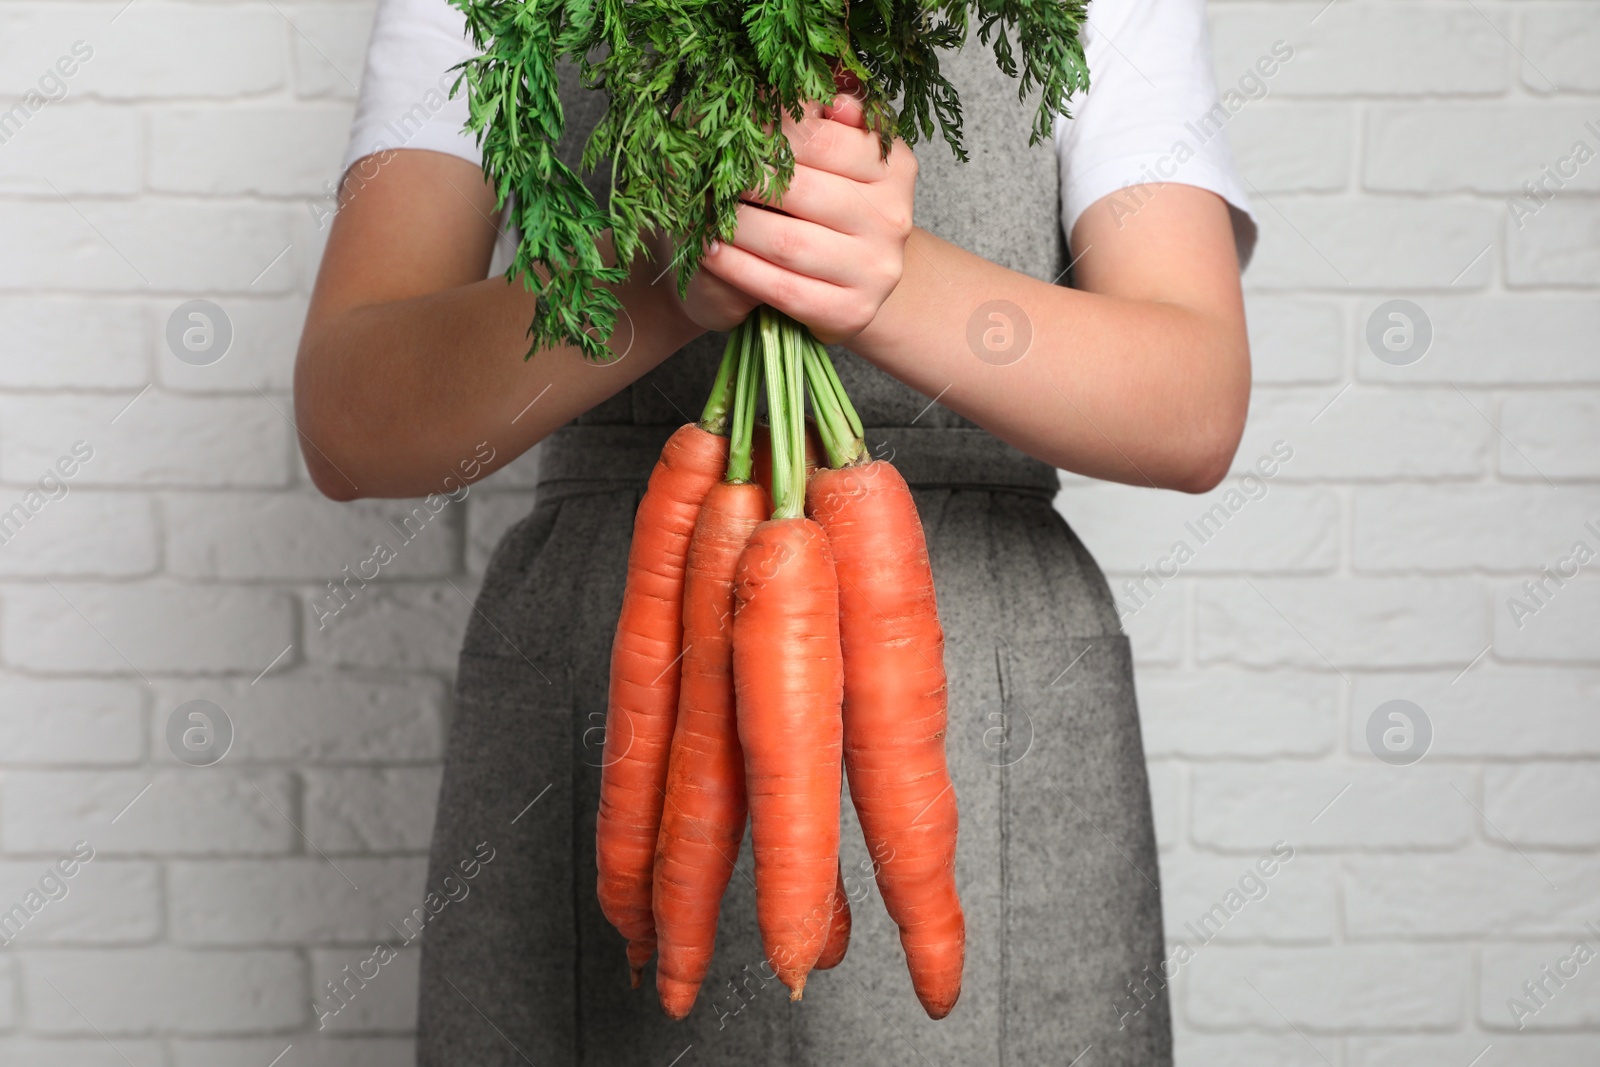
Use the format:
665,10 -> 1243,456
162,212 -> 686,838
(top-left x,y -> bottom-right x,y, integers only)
597,338 -> 740,986
732,309 -> 844,999
805,338 -> 965,1019
652,480 -> 766,1017
653,330 -> 767,1019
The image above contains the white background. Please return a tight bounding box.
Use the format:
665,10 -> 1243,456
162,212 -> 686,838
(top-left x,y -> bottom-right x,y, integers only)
0,1 -> 1597,1064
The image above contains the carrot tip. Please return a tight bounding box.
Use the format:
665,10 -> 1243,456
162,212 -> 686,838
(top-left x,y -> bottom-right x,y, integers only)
789,985 -> 804,1002
629,967 -> 642,990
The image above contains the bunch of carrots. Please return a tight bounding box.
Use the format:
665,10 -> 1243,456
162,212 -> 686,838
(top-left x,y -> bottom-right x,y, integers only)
597,308 -> 965,1019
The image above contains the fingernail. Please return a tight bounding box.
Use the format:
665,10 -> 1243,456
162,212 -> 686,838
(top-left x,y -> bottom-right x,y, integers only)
707,239 -> 721,255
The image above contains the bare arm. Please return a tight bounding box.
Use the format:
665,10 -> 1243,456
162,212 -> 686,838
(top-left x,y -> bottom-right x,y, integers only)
294,150 -> 705,500
851,185 -> 1252,492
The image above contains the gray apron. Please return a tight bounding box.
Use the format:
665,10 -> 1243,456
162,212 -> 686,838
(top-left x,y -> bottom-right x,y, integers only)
416,34 -> 1172,1067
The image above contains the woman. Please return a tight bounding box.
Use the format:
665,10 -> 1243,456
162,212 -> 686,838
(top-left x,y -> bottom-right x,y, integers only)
296,0 -> 1254,1060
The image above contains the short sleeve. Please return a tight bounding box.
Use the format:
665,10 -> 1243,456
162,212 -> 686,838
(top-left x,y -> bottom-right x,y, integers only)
340,0 -> 481,174
1054,0 -> 1259,269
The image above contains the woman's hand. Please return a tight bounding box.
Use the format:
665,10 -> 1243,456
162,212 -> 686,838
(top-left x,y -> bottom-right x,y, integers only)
656,83 -> 919,345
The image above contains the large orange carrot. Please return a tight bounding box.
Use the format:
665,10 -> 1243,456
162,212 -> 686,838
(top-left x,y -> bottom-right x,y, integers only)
653,330 -> 766,1020
804,338 -> 965,1019
598,336 -> 739,985
732,309 -> 844,999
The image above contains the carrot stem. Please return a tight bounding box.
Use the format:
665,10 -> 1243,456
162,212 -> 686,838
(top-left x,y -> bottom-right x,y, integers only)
781,311 -> 808,519
727,320 -> 760,483
760,308 -> 796,518
812,336 -> 863,440
803,342 -> 866,470
698,327 -> 741,434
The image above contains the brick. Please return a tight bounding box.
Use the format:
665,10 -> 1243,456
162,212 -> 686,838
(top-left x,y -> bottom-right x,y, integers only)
466,491 -> 538,573
0,105 -> 140,195
169,858 -> 427,944
1481,942 -> 1600,1030
1229,104 -> 1351,193
1232,389 -> 1491,480
150,675 -> 445,764
0,7 -> 285,100
1349,670 -> 1600,758
21,948 -> 304,1035
1351,1035 -> 1600,1067
1186,945 -> 1463,1031
1059,483 -> 1338,576
310,945 -> 420,1033
1501,392 -> 1600,480
1366,105 -> 1600,194
1137,671 -> 1339,758
0,201 -> 296,294
0,393 -> 293,488
1484,763 -> 1600,847
1508,200 -> 1600,286
1160,850 -> 1335,943
0,296 -> 146,388
1242,296 -> 1344,384
304,769 -> 443,852
1523,7 -> 1600,93
0,860 -> 159,946
1358,297 -> 1600,384
150,105 -> 355,196
1147,761 -> 1184,851
0,1039 -> 165,1067
1190,764 -> 1474,850
1211,5 -> 1508,97
1117,576 -> 1185,666
2,771 -> 295,856
0,679 -> 144,764
0,492 -> 158,578
155,295 -> 304,393
1175,1033 -> 1330,1067
166,492 -> 461,580
305,583 -> 476,672
1197,578 -> 1489,669
1353,487 -> 1600,571
288,4 -> 378,99
1495,578 -> 1600,663
1246,197 -> 1496,290
2,585 -> 295,675
172,1037 -> 415,1067
1346,853 -> 1600,938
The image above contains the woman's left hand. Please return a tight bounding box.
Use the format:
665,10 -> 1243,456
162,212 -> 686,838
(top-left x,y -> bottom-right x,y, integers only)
700,83 -> 919,345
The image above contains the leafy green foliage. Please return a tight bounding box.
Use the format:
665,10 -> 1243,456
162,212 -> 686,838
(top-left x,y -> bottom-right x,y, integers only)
452,0 -> 1090,361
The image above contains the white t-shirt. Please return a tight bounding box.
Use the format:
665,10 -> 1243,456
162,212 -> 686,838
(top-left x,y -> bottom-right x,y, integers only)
343,0 -> 1258,269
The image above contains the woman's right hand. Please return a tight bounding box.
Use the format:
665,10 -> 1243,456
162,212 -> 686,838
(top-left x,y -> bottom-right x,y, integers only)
644,228 -> 763,335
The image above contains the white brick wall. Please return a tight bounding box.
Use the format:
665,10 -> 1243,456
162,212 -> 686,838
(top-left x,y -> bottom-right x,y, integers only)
0,1 -> 1594,1064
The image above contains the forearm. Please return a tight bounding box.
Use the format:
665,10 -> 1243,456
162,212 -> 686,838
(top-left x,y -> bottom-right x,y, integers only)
295,257 -> 703,500
851,226 -> 1250,492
